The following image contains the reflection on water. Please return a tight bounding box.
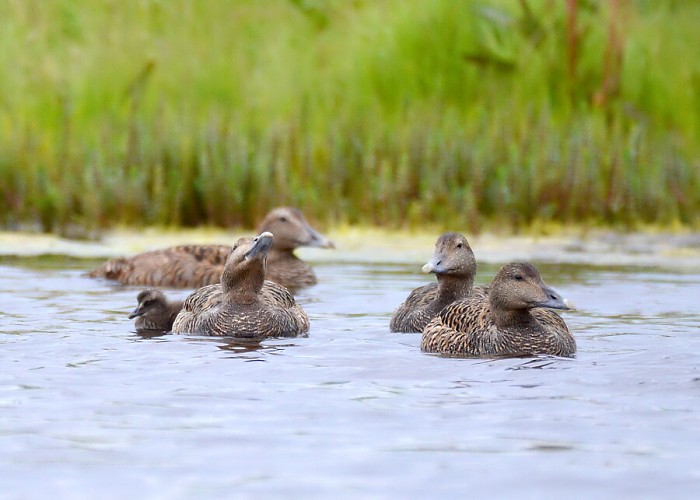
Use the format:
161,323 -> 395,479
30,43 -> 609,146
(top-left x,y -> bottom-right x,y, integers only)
1,245 -> 700,497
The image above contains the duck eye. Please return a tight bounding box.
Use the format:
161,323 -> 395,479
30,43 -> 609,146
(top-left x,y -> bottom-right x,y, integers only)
514,275 -> 524,281
279,216 -> 288,223
456,243 -> 463,249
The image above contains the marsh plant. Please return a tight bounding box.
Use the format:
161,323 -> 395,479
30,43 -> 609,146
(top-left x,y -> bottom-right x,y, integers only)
1,0 -> 698,233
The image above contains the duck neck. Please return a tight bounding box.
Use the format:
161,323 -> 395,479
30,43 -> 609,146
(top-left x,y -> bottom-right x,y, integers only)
434,273 -> 473,307
221,262 -> 265,304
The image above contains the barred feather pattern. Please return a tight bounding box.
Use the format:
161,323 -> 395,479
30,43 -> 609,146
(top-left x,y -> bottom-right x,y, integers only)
421,298 -> 574,357
180,280 -> 298,313
421,262 -> 575,358
172,280 -> 309,337
390,283 -> 488,333
89,246 -> 316,289
390,232 -> 482,333
89,207 -> 332,289
89,245 -> 230,288
171,233 -> 310,338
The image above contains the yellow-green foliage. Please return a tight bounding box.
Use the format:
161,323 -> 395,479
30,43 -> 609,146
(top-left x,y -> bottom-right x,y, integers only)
0,0 -> 698,232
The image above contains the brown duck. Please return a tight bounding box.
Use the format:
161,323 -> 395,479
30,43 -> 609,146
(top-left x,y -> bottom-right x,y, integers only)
390,233 -> 486,333
421,262 -> 575,358
172,232 -> 310,338
129,289 -> 183,332
89,207 -> 334,289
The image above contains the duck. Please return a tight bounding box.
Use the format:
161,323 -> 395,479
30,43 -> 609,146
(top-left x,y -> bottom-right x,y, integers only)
89,207 -> 334,289
390,232 -> 486,333
172,232 -> 310,338
421,262 -> 575,358
128,289 -> 183,332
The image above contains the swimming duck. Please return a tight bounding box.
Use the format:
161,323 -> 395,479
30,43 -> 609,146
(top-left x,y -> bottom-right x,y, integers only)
421,262 -> 575,357
129,289 -> 183,332
89,207 -> 334,289
172,232 -> 310,338
390,233 -> 486,333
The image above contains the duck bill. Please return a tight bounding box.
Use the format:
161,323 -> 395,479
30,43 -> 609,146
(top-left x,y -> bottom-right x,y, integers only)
304,227 -> 335,249
422,248 -> 449,274
128,306 -> 143,319
245,232 -> 274,260
421,258 -> 444,274
536,286 -> 570,310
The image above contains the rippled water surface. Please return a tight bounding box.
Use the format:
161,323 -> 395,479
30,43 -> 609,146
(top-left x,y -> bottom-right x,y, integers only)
1,232 -> 700,499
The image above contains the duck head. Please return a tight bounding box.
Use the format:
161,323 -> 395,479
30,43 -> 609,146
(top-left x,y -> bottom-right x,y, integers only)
129,289 -> 168,319
221,232 -> 274,296
489,262 -> 569,311
257,207 -> 334,251
421,232 -> 477,278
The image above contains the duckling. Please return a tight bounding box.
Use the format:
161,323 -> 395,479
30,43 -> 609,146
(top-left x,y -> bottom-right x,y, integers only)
390,233 -> 486,333
172,232 -> 310,338
89,207 -> 334,289
421,262 -> 575,358
129,289 -> 183,332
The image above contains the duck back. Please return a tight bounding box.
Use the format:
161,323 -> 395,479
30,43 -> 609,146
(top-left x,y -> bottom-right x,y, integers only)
421,262 -> 575,358
171,233 -> 310,338
90,245 -> 229,288
421,298 -> 574,357
390,232 -> 480,333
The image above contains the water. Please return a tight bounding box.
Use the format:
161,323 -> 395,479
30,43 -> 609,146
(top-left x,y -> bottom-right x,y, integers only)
1,232 -> 700,499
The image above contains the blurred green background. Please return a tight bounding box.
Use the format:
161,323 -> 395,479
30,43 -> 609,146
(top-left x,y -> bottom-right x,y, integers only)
1,0 -> 698,234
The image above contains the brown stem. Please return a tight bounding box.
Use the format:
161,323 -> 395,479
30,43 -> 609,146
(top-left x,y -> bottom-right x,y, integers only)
565,0 -> 579,102
594,0 -> 625,109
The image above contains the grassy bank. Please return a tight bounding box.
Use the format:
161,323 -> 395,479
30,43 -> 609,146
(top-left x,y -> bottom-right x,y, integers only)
0,0 -> 698,234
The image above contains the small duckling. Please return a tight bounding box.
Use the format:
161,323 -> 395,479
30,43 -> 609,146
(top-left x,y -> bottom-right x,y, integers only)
89,207 -> 334,289
390,233 -> 486,333
129,289 -> 183,332
172,232 -> 310,338
421,262 -> 575,358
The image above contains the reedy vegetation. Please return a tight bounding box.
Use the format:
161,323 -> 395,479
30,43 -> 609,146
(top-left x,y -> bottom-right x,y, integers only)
0,0 -> 698,233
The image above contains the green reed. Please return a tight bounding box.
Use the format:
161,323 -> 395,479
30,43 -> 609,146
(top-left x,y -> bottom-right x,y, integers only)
0,0 -> 698,234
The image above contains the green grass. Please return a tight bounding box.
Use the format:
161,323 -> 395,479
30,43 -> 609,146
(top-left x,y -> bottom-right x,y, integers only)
0,0 -> 698,234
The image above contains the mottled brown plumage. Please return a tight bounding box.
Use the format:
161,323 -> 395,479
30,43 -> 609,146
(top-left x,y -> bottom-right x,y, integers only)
421,262 -> 575,358
89,207 -> 334,289
172,232 -> 310,338
390,233 -> 486,333
129,289 -> 183,332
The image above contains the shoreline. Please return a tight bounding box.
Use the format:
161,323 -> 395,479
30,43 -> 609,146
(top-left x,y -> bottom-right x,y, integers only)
1,227 -> 699,270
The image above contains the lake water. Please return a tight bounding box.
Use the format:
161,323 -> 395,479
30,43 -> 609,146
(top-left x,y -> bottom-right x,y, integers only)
1,230 -> 699,499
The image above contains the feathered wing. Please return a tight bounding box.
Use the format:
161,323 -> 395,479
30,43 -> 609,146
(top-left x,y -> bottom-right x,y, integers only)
177,281 -> 295,312
421,293 -> 573,357
531,308 -> 576,355
421,296 -> 491,355
90,244 -> 320,289
172,281 -> 309,337
89,245 -> 232,288
168,244 -> 231,264
264,303 -> 310,337
172,284 -> 221,334
391,283 -> 489,333
390,283 -> 438,332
